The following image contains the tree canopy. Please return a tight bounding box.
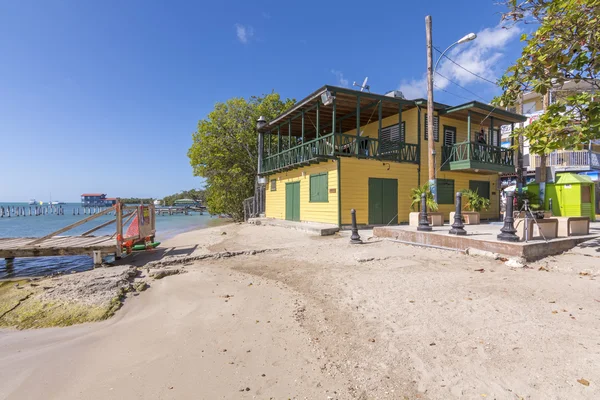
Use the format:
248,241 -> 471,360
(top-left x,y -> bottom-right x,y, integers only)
494,0 -> 600,153
162,189 -> 206,206
188,93 -> 294,221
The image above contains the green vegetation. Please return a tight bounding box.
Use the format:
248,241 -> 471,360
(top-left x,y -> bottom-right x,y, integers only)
0,281 -> 111,329
188,93 -> 295,221
119,189 -> 205,207
162,189 -> 206,206
410,183 -> 439,212
494,0 -> 600,153
460,189 -> 490,212
120,197 -> 154,204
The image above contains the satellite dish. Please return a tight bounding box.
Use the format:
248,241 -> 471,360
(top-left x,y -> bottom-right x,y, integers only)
353,77 -> 370,92
321,90 -> 335,106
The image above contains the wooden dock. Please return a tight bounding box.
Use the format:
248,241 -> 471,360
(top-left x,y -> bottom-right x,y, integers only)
0,200 -> 156,266
0,236 -> 116,258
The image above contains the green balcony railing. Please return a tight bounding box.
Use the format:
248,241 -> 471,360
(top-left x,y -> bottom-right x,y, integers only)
442,142 -> 514,168
261,132 -> 418,174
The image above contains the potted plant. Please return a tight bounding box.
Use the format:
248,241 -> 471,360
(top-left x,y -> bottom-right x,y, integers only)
454,188 -> 490,224
409,183 -> 441,226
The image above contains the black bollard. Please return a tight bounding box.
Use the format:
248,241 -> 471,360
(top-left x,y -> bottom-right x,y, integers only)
498,192 -> 519,242
548,198 -> 553,215
449,192 -> 467,235
417,193 -> 432,231
350,209 -> 363,244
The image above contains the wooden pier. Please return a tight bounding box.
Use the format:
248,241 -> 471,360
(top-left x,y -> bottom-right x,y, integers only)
155,206 -> 205,216
0,201 -> 156,266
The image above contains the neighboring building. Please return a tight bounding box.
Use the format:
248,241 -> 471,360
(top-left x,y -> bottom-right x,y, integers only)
173,198 -> 201,207
257,85 -> 526,226
500,80 -> 600,188
81,193 -> 108,207
104,197 -> 118,206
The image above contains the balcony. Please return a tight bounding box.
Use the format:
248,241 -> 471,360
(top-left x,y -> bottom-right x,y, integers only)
441,142 -> 515,173
261,132 -> 418,174
528,150 -> 600,171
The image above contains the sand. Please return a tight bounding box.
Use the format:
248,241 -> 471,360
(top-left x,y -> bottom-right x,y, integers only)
1,223 -> 599,399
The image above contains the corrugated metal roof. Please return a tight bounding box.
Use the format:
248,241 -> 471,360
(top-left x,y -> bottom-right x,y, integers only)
81,193 -> 105,196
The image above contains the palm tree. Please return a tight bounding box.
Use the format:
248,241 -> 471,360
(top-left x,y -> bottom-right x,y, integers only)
410,183 -> 439,212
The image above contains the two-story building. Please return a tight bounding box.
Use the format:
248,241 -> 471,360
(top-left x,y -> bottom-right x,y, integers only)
258,86 -> 526,227
81,193 -> 108,207
501,80 -> 600,187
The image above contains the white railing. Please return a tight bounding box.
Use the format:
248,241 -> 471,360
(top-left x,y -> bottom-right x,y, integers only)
530,150 -> 592,169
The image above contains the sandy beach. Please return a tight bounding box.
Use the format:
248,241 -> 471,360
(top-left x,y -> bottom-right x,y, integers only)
1,223 -> 599,399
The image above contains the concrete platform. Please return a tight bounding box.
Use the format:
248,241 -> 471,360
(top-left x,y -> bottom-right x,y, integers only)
373,223 -> 600,261
247,218 -> 339,236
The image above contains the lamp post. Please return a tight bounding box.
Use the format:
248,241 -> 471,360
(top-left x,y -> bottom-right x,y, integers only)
255,116 -> 268,217
426,15 -> 476,202
256,116 -> 267,177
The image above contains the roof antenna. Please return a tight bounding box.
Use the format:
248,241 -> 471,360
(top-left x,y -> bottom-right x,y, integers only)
353,77 -> 370,92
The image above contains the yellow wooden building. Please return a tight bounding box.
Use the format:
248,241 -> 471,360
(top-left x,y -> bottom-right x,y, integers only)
258,86 -> 526,227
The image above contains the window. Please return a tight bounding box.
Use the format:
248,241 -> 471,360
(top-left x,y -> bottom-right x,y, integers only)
488,128 -> 500,147
582,185 -> 591,203
424,114 -> 439,141
380,121 -> 405,143
522,101 -> 536,115
469,180 -> 490,200
309,173 -> 328,202
443,126 -> 456,147
270,179 -> 277,191
437,179 -> 455,204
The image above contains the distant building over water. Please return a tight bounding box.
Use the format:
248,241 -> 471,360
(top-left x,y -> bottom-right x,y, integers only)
81,193 -> 114,207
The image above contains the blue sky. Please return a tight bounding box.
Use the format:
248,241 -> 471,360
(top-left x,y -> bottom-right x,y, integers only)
0,0 -> 525,202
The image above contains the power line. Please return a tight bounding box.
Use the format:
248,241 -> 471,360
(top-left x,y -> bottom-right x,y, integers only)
433,45 -> 499,86
435,74 -> 499,125
433,83 -> 472,101
435,71 -> 489,103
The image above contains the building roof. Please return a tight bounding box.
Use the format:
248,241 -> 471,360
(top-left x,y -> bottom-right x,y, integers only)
260,85 -> 527,138
439,101 -> 527,124
81,193 -> 106,196
260,85 -> 416,138
555,173 -> 594,185
104,197 -> 117,200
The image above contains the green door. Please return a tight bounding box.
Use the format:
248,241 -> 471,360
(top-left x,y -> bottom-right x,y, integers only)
469,180 -> 490,200
285,182 -> 300,221
368,178 -> 398,225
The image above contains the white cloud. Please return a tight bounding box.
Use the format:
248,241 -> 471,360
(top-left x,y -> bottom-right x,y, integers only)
235,24 -> 254,44
436,24 -> 520,90
398,24 -> 521,100
399,76 -> 427,99
331,69 -> 349,87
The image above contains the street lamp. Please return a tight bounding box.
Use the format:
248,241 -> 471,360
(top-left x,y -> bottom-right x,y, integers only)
433,33 -> 477,78
256,116 -> 267,183
426,15 -> 476,203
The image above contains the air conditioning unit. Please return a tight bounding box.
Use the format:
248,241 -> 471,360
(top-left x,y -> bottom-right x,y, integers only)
385,90 -> 405,99
321,90 -> 335,106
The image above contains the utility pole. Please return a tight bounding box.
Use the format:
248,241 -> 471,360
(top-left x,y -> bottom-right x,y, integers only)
538,92 -> 550,206
426,15 -> 436,201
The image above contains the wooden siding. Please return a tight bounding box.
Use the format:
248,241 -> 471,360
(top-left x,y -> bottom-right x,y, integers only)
340,157 -> 419,225
342,110 -> 420,144
265,160 -> 338,224
432,172 -> 500,220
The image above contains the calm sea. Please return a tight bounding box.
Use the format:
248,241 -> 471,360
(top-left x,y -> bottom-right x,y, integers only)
0,202 -> 217,279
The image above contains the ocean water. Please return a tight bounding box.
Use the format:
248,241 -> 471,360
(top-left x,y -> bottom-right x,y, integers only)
0,202 -> 217,279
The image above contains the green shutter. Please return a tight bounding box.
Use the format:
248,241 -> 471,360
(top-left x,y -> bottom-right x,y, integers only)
469,180 -> 490,200
437,179 -> 455,204
310,173 -> 328,202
